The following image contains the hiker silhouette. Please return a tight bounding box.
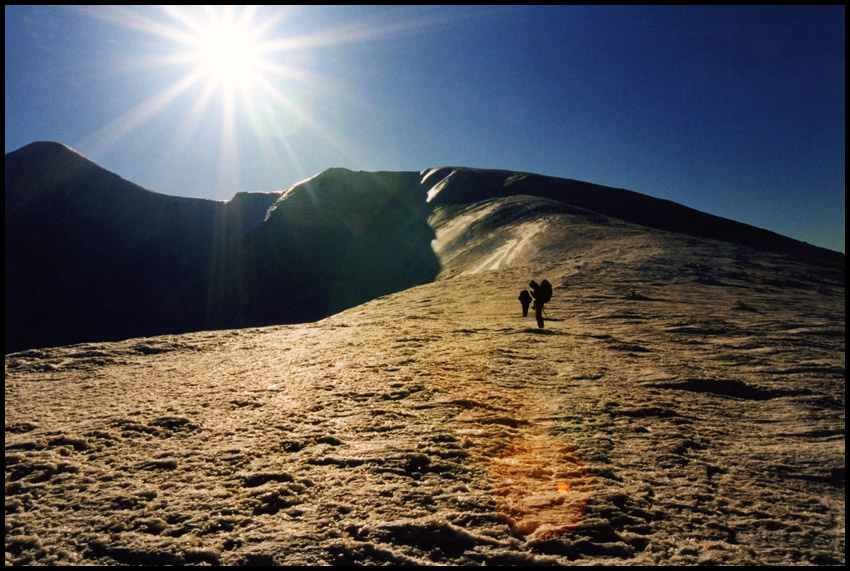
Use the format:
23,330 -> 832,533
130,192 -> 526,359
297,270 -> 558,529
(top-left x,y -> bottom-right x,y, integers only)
518,290 -> 532,317
528,279 -> 552,328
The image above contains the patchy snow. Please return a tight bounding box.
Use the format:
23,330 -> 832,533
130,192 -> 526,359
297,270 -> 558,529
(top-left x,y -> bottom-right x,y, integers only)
5,195 -> 845,566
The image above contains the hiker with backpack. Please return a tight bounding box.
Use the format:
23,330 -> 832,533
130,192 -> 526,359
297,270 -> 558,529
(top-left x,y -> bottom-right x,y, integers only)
528,279 -> 552,329
518,289 -> 532,317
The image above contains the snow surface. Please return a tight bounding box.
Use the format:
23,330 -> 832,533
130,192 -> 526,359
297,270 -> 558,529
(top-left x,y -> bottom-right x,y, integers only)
5,194 -> 845,565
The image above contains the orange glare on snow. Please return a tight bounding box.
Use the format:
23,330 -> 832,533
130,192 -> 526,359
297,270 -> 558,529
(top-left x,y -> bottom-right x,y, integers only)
429,347 -> 593,540
491,438 -> 592,539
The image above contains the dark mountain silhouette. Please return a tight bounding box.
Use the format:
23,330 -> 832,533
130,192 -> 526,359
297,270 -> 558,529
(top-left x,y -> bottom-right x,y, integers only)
5,142 -> 843,353
5,142 -> 283,353
242,168 -> 439,327
4,143 -> 441,353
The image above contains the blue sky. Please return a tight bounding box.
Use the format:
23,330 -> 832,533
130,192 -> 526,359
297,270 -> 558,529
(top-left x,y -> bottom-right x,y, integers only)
5,5 -> 845,252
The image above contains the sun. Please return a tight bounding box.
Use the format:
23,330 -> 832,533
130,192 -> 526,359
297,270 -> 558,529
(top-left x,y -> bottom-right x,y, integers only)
81,4 -> 456,194
79,4 -> 339,192
184,7 -> 268,93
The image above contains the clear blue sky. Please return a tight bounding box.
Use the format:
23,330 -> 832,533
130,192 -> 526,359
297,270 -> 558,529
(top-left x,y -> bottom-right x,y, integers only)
5,5 -> 845,252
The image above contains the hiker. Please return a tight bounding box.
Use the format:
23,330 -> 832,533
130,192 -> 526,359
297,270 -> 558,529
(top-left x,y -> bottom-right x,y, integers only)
529,279 -> 552,329
518,290 -> 532,317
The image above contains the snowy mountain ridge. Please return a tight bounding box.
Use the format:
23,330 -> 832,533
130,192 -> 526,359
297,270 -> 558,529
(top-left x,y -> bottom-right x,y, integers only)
5,142 -> 843,354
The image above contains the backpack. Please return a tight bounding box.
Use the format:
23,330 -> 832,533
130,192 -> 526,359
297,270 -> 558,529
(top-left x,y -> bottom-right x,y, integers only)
529,279 -> 552,303
539,279 -> 552,303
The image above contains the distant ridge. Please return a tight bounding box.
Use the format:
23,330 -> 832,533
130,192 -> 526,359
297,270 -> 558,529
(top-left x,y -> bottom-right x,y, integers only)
419,166 -> 844,266
5,142 -> 843,353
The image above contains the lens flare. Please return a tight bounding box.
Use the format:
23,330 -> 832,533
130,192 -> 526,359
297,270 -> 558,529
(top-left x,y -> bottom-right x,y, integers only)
429,347 -> 592,540
492,437 -> 592,538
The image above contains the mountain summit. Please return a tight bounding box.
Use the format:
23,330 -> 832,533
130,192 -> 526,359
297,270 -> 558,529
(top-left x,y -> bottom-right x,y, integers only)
4,142 -> 843,353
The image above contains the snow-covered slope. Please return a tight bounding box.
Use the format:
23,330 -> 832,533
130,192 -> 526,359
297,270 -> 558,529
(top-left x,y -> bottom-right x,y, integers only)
5,157 -> 845,564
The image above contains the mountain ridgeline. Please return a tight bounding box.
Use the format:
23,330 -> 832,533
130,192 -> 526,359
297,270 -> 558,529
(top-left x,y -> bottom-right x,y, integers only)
5,142 -> 843,353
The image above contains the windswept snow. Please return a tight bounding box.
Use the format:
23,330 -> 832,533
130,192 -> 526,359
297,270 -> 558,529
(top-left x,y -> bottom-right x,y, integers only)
5,195 -> 845,565
469,221 -> 548,274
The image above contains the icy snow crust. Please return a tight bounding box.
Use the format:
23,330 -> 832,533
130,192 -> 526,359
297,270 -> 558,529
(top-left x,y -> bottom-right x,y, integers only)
5,158 -> 846,565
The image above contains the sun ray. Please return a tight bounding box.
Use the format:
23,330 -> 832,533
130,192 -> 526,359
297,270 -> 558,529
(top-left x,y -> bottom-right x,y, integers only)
77,5 -> 494,194
81,68 -> 208,155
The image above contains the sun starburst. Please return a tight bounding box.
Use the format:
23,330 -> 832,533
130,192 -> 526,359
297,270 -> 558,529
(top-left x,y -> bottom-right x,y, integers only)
76,5 -> 328,191
78,5 -> 469,196
170,5 -> 274,96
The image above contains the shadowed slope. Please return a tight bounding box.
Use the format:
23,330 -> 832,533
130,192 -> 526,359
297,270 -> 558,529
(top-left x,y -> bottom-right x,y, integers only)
5,143 -> 280,353
240,168 -> 440,326
4,145 -> 439,353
